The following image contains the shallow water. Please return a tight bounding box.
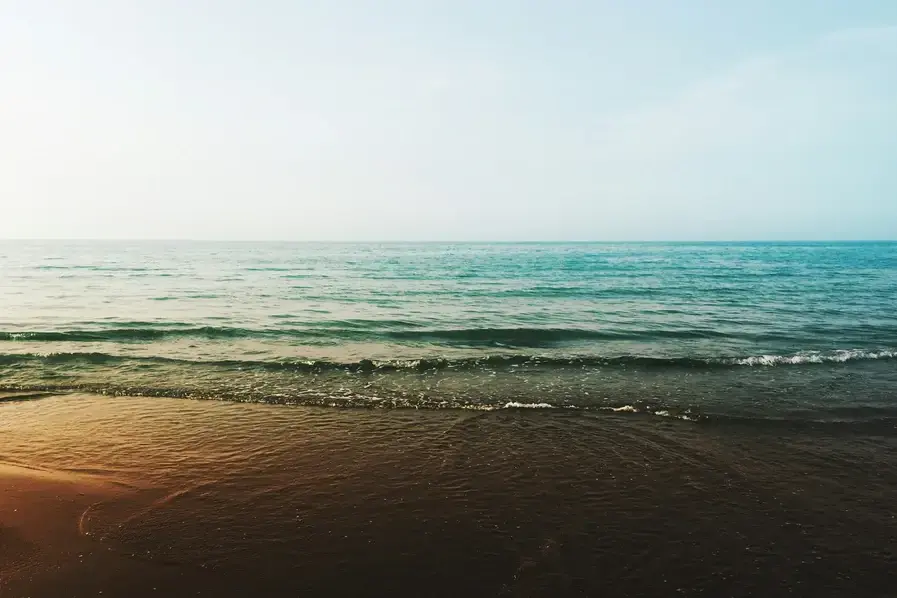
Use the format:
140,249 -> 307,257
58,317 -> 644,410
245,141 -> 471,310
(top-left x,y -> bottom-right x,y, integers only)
2,394 -> 896,597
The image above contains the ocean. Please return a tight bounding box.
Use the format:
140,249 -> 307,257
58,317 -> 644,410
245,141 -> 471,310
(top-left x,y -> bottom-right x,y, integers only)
2,241 -> 897,597
2,241 -> 896,421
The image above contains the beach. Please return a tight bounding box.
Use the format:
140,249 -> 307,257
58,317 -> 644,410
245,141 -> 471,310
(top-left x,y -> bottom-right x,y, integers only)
3,392 -> 896,597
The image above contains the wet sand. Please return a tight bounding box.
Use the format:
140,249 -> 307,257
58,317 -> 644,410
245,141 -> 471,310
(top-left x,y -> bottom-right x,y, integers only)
1,464 -> 101,587
1,464 -> 164,595
2,393 -> 897,597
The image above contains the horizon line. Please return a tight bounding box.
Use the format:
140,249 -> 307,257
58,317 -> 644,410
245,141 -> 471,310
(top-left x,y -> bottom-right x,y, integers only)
0,238 -> 895,244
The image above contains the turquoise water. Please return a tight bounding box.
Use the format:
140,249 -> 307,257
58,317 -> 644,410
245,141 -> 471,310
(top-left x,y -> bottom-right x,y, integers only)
2,241 -> 896,419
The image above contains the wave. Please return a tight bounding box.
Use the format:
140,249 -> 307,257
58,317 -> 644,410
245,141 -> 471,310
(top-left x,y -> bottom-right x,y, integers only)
0,325 -> 776,346
0,328 -> 271,342
3,350 -> 896,426
458,402 -> 566,411
7,380 -> 894,429
36,265 -> 169,272
460,402 -> 699,420
1,348 -> 894,371
0,379 -> 701,421
606,404 -> 697,420
726,349 -> 897,366
385,327 -> 746,345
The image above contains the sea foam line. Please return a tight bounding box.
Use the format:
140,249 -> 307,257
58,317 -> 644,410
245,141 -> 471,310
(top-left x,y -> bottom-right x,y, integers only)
1,348 -> 895,371
726,349 -> 897,366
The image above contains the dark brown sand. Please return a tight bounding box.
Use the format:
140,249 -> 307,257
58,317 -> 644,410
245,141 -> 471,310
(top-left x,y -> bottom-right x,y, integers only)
0,464 -> 243,596
2,393 -> 897,597
1,465 -> 143,594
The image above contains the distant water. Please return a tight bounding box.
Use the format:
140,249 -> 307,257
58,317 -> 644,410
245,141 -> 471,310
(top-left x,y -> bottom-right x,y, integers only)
2,241 -> 896,422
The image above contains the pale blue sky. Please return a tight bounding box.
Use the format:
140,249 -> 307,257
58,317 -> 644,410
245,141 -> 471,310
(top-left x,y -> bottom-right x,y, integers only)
2,1 -> 895,240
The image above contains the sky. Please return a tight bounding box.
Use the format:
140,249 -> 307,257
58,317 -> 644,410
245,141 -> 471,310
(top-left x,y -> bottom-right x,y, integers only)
1,1 -> 896,241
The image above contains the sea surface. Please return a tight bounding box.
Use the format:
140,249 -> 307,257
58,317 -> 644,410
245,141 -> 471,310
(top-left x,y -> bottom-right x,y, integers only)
2,241 -> 896,421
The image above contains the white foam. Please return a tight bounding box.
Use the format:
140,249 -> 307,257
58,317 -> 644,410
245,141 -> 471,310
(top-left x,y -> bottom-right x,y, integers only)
502,401 -> 557,409
653,409 -> 697,422
457,402 -> 557,411
604,404 -> 698,421
729,349 -> 897,366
